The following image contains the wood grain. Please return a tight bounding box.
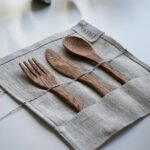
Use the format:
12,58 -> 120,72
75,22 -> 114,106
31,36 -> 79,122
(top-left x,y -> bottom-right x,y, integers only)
46,49 -> 111,96
19,58 -> 86,112
80,74 -> 111,96
63,36 -> 129,84
53,86 -> 86,112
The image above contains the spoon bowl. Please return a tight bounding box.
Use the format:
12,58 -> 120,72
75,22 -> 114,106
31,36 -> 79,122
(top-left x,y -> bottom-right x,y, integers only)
63,36 -> 128,84
63,36 -> 94,56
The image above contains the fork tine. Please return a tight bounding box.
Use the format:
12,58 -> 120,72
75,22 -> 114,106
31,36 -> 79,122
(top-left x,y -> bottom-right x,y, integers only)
32,58 -> 49,73
28,59 -> 43,76
32,58 -> 57,84
23,61 -> 37,77
19,63 -> 35,80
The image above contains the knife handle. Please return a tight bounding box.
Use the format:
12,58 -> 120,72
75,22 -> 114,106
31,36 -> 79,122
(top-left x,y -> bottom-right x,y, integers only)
80,74 -> 111,97
52,86 -> 86,112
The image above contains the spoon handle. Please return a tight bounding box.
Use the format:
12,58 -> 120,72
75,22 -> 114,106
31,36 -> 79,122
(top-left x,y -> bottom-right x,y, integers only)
80,74 -> 111,96
91,53 -> 128,84
101,62 -> 129,84
53,86 -> 86,112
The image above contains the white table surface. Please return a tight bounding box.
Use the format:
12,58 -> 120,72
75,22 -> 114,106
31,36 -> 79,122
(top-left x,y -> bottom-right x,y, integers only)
0,0 -> 150,150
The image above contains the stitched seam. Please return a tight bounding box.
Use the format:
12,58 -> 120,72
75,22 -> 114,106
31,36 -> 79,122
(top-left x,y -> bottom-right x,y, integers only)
101,36 -> 150,73
29,103 -> 58,126
0,32 -> 75,66
0,51 -> 126,122
1,22 -> 144,122
13,50 -> 127,101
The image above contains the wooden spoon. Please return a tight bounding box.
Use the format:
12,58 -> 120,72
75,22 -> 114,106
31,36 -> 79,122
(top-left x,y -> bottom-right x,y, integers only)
63,36 -> 128,84
46,48 -> 111,97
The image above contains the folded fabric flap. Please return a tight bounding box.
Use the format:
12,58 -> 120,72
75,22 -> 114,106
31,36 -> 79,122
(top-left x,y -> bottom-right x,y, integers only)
57,77 -> 150,150
73,20 -> 104,42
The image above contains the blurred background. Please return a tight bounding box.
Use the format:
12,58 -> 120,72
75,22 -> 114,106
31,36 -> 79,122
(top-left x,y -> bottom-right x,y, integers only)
0,0 -> 150,64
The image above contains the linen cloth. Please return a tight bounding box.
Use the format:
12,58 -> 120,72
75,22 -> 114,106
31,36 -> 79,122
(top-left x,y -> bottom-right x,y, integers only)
0,20 -> 149,150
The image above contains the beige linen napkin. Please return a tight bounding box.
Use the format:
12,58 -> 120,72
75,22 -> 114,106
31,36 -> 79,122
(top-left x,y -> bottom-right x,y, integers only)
0,20 -> 149,150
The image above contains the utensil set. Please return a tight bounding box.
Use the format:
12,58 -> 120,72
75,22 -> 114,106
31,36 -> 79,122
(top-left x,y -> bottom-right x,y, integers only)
19,36 -> 128,112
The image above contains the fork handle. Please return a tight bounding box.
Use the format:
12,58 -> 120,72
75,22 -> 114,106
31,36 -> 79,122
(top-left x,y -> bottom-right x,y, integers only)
52,86 -> 86,112
80,74 -> 111,97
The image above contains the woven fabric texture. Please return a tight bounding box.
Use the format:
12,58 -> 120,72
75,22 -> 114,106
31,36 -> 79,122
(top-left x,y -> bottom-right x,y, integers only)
0,20 -> 149,150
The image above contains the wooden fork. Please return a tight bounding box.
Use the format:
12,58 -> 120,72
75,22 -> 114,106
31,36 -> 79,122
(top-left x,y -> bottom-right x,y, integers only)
19,58 -> 86,112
